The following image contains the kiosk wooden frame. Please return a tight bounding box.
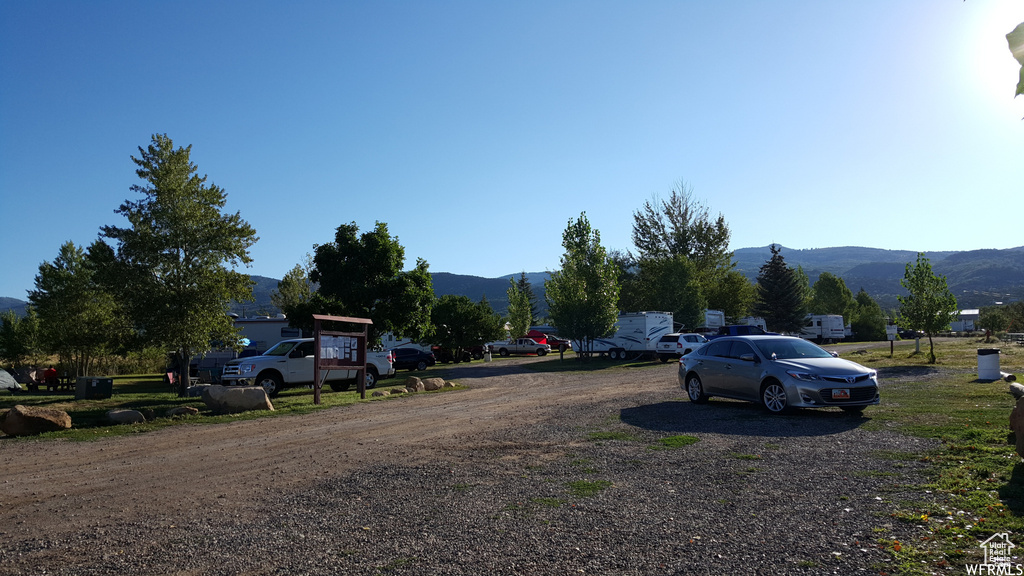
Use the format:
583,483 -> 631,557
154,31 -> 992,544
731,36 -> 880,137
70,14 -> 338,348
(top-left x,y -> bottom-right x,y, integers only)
312,314 -> 373,404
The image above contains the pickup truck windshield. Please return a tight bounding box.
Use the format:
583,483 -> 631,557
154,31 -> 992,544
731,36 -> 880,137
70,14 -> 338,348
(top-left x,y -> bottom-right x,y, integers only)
264,341 -> 298,356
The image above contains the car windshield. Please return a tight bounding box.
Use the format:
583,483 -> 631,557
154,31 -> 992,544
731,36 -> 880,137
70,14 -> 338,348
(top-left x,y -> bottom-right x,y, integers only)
753,338 -> 833,360
264,341 -> 298,356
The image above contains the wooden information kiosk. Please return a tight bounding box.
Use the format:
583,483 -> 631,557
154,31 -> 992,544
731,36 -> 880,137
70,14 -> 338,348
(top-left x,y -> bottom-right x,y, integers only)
312,314 -> 373,404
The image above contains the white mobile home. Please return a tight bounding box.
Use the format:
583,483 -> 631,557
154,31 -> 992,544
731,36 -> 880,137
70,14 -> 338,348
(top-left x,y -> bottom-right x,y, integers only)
576,311 -> 674,359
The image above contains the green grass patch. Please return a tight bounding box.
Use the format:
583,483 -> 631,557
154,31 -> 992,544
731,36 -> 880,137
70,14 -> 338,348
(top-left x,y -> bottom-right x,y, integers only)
730,452 -> 762,460
531,497 -> 565,508
567,480 -> 612,497
649,434 -> 700,450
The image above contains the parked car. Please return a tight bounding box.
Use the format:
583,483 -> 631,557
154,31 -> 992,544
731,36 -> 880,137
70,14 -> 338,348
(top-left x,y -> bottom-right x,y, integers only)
656,333 -> 708,362
391,348 -> 436,371
677,335 -> 879,414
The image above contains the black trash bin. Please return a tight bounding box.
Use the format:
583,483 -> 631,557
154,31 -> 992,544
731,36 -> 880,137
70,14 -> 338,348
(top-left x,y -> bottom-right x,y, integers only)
75,377 -> 113,400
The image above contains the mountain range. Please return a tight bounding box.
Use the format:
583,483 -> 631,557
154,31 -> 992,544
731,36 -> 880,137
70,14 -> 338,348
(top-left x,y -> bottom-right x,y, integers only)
4,246 -> 1023,318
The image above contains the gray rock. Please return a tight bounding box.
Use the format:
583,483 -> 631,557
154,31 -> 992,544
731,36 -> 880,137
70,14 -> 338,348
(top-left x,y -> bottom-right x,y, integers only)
107,409 -> 146,425
166,406 -> 200,418
422,377 -> 445,391
371,390 -> 390,397
201,385 -> 275,414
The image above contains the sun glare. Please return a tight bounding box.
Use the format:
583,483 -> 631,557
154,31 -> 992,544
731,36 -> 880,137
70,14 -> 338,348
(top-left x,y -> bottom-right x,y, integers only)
964,2 -> 1024,115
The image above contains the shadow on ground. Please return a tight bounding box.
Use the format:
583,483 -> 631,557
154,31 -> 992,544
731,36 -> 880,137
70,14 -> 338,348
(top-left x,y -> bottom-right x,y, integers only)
620,399 -> 870,438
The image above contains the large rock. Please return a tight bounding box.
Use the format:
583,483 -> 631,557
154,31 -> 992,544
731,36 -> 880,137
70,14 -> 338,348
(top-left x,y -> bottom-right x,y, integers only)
107,409 -> 146,425
1010,397 -> 1024,459
201,385 -> 275,414
371,390 -> 390,397
0,405 -> 72,436
422,378 -> 445,391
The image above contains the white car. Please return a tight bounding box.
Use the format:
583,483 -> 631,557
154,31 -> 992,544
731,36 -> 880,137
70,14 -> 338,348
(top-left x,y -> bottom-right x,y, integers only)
656,333 -> 708,362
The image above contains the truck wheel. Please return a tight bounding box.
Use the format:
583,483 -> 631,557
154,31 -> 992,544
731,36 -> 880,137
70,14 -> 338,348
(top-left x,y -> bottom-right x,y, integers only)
329,381 -> 351,392
499,348 -> 509,357
255,371 -> 283,398
537,349 -> 547,356
365,367 -> 379,389
659,354 -> 669,363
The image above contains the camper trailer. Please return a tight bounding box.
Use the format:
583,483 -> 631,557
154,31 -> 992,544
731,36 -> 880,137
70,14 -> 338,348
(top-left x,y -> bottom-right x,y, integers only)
575,311 -> 674,360
800,314 -> 846,343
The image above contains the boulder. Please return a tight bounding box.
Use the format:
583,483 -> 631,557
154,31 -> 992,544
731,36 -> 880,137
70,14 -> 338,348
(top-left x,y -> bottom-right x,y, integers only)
371,390 -> 390,397
389,388 -> 407,395
107,409 -> 146,425
166,406 -> 200,418
201,385 -> 274,414
404,376 -> 422,388
0,405 -> 72,436
406,381 -> 425,393
422,378 -> 445,391
444,381 -> 457,388
1010,396 -> 1024,459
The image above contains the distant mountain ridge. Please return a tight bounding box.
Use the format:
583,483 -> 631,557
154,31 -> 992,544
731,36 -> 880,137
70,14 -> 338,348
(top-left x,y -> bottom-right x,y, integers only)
3,246 -> 1022,317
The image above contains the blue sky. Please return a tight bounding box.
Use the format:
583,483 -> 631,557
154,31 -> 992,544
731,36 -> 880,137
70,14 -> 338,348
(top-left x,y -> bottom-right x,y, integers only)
2,1 -> 1022,300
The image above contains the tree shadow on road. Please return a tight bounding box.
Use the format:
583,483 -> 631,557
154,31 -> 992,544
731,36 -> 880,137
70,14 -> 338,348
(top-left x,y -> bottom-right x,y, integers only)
620,399 -> 870,438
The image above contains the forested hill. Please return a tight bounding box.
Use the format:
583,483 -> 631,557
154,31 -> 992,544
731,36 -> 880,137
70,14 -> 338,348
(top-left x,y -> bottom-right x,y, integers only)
3,247 -> 1023,317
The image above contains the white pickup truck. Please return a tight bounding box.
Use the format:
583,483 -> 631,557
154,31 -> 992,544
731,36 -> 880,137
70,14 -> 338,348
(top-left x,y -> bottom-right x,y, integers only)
487,338 -> 551,357
220,338 -> 395,397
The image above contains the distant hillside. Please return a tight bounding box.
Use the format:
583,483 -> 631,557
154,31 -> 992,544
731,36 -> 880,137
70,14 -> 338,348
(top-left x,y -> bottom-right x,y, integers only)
4,246 -> 1022,317
734,246 -> 1024,310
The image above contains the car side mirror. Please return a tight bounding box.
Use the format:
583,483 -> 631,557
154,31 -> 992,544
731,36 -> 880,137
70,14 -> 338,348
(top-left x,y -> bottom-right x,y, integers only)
739,353 -> 758,363
830,351 -> 839,358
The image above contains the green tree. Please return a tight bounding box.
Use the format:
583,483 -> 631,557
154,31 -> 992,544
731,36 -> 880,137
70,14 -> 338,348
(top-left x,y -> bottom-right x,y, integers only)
631,181 -> 731,273
515,272 -> 538,324
285,222 -> 434,346
977,306 -> 1008,343
809,272 -> 854,319
704,269 -> 756,322
545,213 -> 620,358
849,289 -> 886,341
0,307 -> 44,369
29,241 -> 131,377
100,134 -> 258,394
430,295 -> 505,362
271,256 -> 314,313
618,256 -> 706,330
506,278 -> 533,338
895,253 -> 959,363
1008,22 -> 1024,97
752,245 -> 807,333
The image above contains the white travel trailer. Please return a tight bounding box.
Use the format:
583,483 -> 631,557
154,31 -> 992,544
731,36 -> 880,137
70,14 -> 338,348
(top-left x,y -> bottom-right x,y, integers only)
193,316 -> 303,373
800,314 -> 846,343
575,311 -> 674,360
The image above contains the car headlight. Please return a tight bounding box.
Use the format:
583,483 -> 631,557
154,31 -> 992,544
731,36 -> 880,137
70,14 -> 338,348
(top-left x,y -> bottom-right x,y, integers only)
786,371 -> 823,382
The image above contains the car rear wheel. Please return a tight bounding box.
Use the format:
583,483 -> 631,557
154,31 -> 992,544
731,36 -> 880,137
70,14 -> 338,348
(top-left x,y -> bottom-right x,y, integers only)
686,374 -> 708,404
659,354 -> 669,363
761,381 -> 788,414
255,371 -> 283,398
365,367 -> 379,389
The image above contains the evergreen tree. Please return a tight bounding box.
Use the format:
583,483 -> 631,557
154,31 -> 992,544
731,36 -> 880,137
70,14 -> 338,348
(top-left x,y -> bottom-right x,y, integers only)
752,244 -> 807,333
515,272 -> 538,325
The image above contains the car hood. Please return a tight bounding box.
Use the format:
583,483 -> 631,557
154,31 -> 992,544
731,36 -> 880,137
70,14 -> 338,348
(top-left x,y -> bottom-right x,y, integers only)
772,357 -> 871,375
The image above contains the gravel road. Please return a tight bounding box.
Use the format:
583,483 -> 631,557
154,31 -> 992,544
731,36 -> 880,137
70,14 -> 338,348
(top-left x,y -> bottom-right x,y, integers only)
0,356 -> 937,575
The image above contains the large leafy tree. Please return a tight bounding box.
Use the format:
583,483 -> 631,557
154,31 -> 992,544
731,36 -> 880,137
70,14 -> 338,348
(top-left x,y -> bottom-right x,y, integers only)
704,269 -> 756,322
505,278 -> 533,339
977,306 -> 1008,343
0,307 -> 45,369
849,288 -> 886,342
895,253 -> 959,363
752,244 -> 807,333
809,272 -> 854,319
545,213 -> 619,358
618,255 -> 706,330
270,255 -> 314,313
430,295 -> 505,362
29,241 -> 131,377
284,222 -> 433,346
101,134 -> 258,394
1008,22 -> 1024,98
631,181 -> 731,272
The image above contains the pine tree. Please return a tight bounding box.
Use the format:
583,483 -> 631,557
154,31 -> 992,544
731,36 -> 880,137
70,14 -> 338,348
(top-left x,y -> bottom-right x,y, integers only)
752,245 -> 806,333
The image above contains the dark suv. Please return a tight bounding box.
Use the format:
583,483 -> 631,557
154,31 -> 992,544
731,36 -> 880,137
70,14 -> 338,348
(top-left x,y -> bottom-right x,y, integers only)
390,348 -> 436,371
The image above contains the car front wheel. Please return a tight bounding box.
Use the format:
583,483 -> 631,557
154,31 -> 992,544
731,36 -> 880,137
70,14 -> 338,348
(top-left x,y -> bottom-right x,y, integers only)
686,374 -> 708,404
499,348 -> 509,357
416,360 -> 427,371
761,381 -> 788,414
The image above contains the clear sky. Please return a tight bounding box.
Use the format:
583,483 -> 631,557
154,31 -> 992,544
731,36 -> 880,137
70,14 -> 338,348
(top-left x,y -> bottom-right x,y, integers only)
2,1 -> 1022,300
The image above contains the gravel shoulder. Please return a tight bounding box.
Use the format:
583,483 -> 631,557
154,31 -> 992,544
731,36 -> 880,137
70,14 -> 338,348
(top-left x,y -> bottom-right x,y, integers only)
0,357 -> 937,575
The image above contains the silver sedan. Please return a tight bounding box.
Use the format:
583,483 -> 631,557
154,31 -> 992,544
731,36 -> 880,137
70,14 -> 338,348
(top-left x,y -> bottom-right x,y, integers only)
678,335 -> 879,414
